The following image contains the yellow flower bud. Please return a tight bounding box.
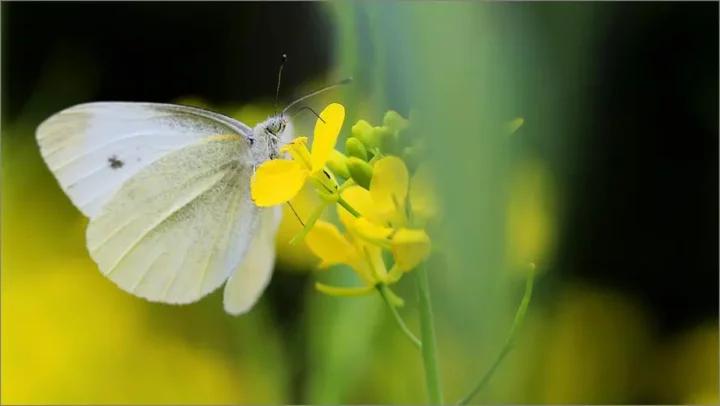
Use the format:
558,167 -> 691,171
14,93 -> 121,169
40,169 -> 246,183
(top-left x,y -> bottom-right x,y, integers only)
402,146 -> 420,172
373,126 -> 399,155
351,119 -> 377,150
345,137 -> 369,161
346,157 -> 374,189
326,149 -> 350,180
412,138 -> 427,155
383,110 -> 409,131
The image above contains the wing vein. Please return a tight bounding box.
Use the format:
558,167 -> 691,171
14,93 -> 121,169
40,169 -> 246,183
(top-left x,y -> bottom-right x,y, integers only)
196,169 -> 244,295
89,162 -> 234,253
47,131 -> 182,171
104,168 -> 229,275
129,249 -> 166,294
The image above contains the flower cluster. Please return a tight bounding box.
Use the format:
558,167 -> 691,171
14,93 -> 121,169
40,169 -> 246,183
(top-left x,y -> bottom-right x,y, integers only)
251,103 -> 439,305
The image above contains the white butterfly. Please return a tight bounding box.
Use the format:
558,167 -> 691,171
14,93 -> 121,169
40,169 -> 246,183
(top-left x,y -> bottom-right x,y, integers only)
35,72 -> 350,316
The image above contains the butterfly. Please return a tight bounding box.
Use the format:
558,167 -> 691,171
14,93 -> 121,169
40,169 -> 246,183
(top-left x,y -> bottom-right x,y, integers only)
35,55 -> 351,315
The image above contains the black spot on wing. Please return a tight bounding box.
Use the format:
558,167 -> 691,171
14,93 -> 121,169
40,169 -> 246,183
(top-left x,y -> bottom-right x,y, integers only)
108,155 -> 124,169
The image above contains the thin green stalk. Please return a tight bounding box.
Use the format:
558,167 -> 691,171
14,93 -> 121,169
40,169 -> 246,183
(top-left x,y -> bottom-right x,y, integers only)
330,190 -> 440,402
338,195 -> 362,217
289,202 -> 328,245
415,263 -> 444,404
378,285 -> 422,350
455,268 -> 536,405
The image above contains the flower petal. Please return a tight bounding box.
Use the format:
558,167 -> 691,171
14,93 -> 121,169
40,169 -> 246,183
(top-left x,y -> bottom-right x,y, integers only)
281,137 -> 312,170
251,160 -> 308,207
305,220 -> 358,268
409,162 -> 440,222
370,156 -> 409,222
280,136 -> 308,155
338,186 -> 380,229
311,103 -> 345,172
288,202 -> 329,245
390,228 -> 432,272
354,217 -> 393,243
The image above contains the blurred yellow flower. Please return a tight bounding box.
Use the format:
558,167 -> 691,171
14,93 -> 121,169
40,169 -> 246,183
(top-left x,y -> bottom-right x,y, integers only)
389,228 -> 432,272
505,158 -> 555,272
305,219 -> 401,298
333,156 -> 438,273
370,156 -> 410,226
369,156 -> 440,228
275,185 -> 330,271
0,261 -> 255,404
407,163 -> 441,224
252,103 -> 346,207
303,177 -> 430,297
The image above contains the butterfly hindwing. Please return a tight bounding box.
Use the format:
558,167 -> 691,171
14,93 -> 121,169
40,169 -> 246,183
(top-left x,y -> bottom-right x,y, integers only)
223,205 -> 283,315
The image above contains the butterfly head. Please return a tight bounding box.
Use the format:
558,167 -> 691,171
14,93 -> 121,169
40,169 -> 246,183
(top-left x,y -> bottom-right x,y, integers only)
263,115 -> 287,138
248,114 -> 292,165
247,54 -> 350,165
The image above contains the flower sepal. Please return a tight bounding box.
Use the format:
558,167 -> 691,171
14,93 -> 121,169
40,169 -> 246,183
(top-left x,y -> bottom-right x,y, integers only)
315,282 -> 375,297
378,284 -> 405,308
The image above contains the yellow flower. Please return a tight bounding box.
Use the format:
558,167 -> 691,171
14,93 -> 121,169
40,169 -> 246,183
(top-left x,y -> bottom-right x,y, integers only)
251,103 -> 346,207
389,228 -> 432,272
337,156 -> 439,272
368,156 -> 440,228
304,219 -> 401,298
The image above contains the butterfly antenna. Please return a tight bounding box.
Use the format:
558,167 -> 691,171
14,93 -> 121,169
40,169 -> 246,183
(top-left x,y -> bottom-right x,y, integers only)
274,54 -> 288,116
282,77 -> 353,114
292,106 -> 326,123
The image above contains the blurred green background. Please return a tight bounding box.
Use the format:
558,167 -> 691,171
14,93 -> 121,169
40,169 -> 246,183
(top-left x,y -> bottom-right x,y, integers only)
1,2 -> 718,404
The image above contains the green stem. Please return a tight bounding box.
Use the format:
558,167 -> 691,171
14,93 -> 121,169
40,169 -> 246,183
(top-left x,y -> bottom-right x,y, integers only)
378,285 -> 422,350
331,189 -> 441,402
455,268 -> 536,406
415,263 -> 444,404
338,196 -> 362,217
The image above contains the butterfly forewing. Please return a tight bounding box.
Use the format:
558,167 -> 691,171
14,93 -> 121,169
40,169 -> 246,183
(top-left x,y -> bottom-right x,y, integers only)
36,102 -> 253,218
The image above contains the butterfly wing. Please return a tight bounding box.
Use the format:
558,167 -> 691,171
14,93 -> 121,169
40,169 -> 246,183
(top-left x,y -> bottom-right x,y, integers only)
36,102 -> 253,218
86,134 -> 260,304
222,116 -> 295,315
223,205 -> 283,315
